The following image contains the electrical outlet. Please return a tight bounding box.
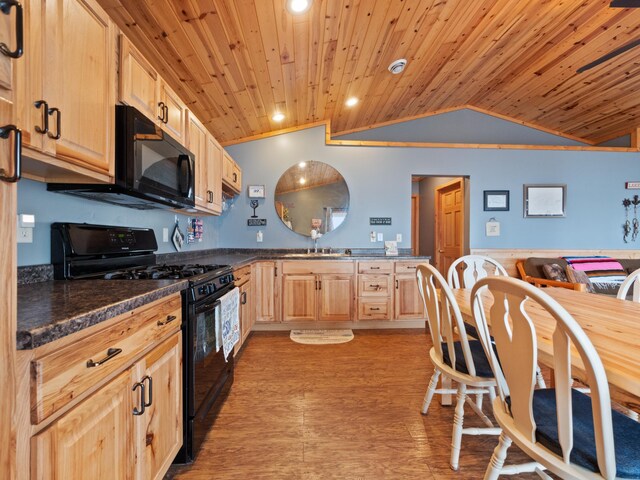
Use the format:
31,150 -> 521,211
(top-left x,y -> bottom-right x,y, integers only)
377,232 -> 383,242
396,233 -> 402,242
370,231 -> 376,242
17,227 -> 33,244
162,227 -> 169,242
257,230 -> 263,242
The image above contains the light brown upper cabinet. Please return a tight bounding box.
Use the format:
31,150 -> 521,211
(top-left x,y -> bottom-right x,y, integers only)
16,0 -> 116,182
187,113 -> 208,212
205,133 -> 223,215
186,113 -> 222,216
120,36 -> 187,147
222,151 -> 241,194
158,79 -> 187,146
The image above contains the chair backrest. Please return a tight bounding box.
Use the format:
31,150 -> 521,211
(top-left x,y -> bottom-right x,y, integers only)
470,276 -> 616,479
416,263 -> 482,377
447,255 -> 508,289
617,267 -> 640,302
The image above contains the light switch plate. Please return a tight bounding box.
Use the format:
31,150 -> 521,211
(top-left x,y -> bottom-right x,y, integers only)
396,233 -> 402,242
377,232 -> 384,242
162,227 -> 169,242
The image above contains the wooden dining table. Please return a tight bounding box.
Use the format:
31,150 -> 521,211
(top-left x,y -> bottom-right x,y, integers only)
451,287 -> 640,413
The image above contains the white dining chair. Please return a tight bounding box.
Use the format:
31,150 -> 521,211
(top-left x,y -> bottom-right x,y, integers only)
617,267 -> 640,302
471,276 -> 640,480
416,263 -> 500,471
447,254 -> 546,392
447,254 -> 508,289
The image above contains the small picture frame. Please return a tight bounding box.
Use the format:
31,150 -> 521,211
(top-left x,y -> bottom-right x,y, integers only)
248,185 -> 266,198
524,184 -> 566,218
483,190 -> 510,211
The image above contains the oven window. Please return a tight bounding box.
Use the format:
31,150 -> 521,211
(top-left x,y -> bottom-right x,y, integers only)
195,306 -> 217,361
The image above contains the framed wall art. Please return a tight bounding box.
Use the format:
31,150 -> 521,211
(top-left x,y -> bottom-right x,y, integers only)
483,190 -> 510,211
524,184 -> 566,218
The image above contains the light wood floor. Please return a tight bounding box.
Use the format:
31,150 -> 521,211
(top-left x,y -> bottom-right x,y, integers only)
167,329 -> 542,479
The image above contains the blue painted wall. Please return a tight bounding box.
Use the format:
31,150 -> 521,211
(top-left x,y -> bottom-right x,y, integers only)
334,109 -> 588,146
17,179 -> 220,266
17,110 -> 640,265
220,124 -> 640,251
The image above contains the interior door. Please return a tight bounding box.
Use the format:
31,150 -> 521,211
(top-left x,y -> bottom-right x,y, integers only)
411,194 -> 419,255
435,179 -> 464,275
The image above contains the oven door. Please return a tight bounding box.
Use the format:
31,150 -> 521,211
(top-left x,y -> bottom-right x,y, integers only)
190,290 -> 235,418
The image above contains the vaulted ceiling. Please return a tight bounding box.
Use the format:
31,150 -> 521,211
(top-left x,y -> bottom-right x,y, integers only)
98,0 -> 640,145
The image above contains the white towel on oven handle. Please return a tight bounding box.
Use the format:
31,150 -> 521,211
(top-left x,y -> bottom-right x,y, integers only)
218,287 -> 240,361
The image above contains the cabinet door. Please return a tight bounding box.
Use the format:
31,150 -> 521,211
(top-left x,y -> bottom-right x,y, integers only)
222,151 -> 233,184
119,34 -> 159,122
232,162 -> 242,191
159,80 -> 187,146
32,370 -> 135,480
135,333 -> 182,480
44,0 -> 115,175
318,274 -> 353,321
187,114 -> 208,211
255,262 -> 278,323
394,274 -> 424,320
205,133 -> 223,214
0,2 -> 17,476
235,280 -> 252,355
282,275 -> 316,322
14,0 -> 44,151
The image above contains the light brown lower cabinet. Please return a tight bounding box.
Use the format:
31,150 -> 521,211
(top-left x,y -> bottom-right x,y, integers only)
32,332 -> 182,480
281,270 -> 353,321
394,274 -> 424,319
254,261 -> 279,323
234,265 -> 253,355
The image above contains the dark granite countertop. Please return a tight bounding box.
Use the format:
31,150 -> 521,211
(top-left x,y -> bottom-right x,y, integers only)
17,249 -> 430,350
17,279 -> 187,350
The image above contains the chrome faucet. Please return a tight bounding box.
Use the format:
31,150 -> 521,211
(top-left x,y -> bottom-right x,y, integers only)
313,237 -> 319,253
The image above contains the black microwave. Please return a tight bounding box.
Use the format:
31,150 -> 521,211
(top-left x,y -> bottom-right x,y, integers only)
48,105 -> 196,211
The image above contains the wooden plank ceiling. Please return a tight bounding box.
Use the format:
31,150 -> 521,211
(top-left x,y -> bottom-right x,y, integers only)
98,0 -> 640,145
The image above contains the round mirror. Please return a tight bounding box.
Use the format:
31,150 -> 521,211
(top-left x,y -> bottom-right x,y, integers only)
274,161 -> 350,237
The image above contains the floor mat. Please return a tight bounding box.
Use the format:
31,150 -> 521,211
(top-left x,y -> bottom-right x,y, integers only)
289,329 -> 354,345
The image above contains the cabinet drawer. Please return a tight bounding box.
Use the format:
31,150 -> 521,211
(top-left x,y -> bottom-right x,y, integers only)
282,260 -> 355,275
234,265 -> 251,286
358,261 -> 393,274
31,294 -> 182,424
358,275 -> 392,296
358,298 -> 392,320
394,260 -> 426,273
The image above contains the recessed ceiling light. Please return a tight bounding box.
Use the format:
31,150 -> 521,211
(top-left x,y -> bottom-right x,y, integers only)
298,161 -> 307,168
272,112 -> 285,122
388,58 -> 407,74
346,97 -> 359,107
287,0 -> 312,14
299,178 -> 306,185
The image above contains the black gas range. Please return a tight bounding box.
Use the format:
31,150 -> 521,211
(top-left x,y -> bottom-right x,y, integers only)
51,223 -> 236,464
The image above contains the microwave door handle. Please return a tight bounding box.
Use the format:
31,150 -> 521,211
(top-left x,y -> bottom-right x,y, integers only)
177,154 -> 193,198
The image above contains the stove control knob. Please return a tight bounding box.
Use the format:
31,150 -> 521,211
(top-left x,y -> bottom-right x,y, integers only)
207,283 -> 216,294
198,286 -> 208,295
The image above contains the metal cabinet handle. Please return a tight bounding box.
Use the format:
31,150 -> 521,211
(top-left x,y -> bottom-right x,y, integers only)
370,266 -> 380,270
369,284 -> 380,289
47,107 -> 61,140
395,279 -> 399,289
132,381 -> 145,416
370,307 -> 381,311
158,101 -> 166,122
157,314 -> 177,326
232,172 -> 237,183
241,291 -> 247,305
0,124 -> 21,183
207,190 -> 213,203
163,105 -> 169,124
86,347 -> 122,368
142,375 -> 152,407
34,100 -> 49,134
0,1 -> 23,59
318,280 -> 322,290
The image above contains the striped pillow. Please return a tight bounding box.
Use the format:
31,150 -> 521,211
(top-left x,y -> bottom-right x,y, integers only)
562,256 -> 626,288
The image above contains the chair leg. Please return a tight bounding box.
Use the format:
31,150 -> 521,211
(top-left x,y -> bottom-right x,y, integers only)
421,369 -> 441,415
535,366 -> 546,389
484,432 -> 512,480
450,383 -> 467,471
